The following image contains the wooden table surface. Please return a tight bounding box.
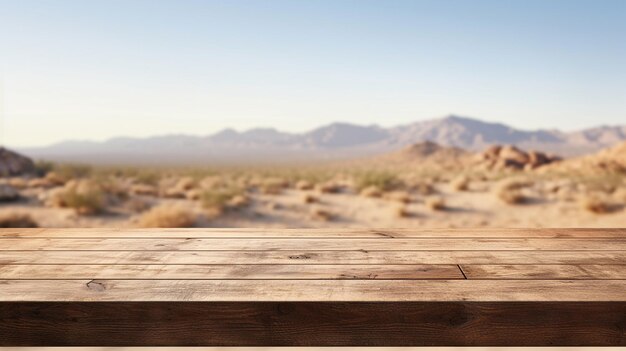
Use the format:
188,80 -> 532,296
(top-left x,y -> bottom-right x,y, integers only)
1,228 -> 625,346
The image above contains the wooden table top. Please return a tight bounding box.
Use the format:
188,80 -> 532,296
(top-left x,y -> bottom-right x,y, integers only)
2,228 -> 625,302
2,228 -> 625,346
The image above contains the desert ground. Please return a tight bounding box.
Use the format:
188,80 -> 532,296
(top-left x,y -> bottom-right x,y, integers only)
1,141 -> 625,229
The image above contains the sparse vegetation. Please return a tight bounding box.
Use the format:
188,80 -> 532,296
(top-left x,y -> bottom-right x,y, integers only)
138,204 -> 196,227
354,171 -> 402,192
0,212 -> 38,227
57,180 -> 106,215
450,175 -> 470,191
309,206 -> 334,221
425,196 -> 446,211
581,194 -> 614,214
494,178 -> 532,204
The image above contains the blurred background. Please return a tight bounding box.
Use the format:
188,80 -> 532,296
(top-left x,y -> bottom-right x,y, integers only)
1,0 -> 625,228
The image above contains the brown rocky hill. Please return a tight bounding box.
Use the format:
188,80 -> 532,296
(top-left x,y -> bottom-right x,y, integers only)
543,141 -> 626,174
473,145 -> 561,171
0,147 -> 36,176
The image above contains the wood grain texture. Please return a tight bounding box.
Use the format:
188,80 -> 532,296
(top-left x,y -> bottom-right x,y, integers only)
1,302 -> 624,346
3,250 -> 626,264
2,237 -> 624,250
0,264 -> 464,280
1,228 -> 625,346
462,264 -> 626,279
2,227 -> 625,238
2,279 -> 626,301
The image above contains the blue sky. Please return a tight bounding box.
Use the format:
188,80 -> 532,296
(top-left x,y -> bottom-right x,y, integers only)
1,0 -> 625,147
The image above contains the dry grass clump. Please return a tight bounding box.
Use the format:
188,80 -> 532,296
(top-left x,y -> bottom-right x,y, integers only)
124,197 -> 153,213
56,180 -> 106,215
450,175 -> 470,191
175,177 -> 197,191
309,206 -> 335,221
425,196 -> 446,211
201,187 -> 247,213
138,204 -> 196,228
295,180 -> 314,190
412,181 -> 435,195
315,181 -> 342,194
130,184 -> 158,196
354,171 -> 402,192
360,185 -> 382,198
392,204 -> 411,218
259,178 -> 287,195
494,178 -> 532,204
7,177 -> 27,189
0,212 -> 38,227
383,190 -> 412,203
302,193 -> 318,204
580,194 -> 614,214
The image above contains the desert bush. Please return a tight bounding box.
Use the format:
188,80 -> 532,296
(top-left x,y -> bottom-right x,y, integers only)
57,180 -> 106,215
302,193 -> 318,204
259,178 -> 287,195
130,184 -> 158,196
309,206 -> 334,221
494,178 -> 532,204
53,163 -> 92,182
0,212 -> 38,227
295,180 -> 314,190
360,185 -> 382,198
7,177 -> 27,189
315,181 -> 342,194
580,194 -> 614,214
450,175 -> 470,191
354,171 -> 402,191
228,194 -> 250,209
411,181 -> 435,195
201,187 -> 245,212
138,204 -> 196,228
175,177 -> 197,191
125,197 -> 153,213
134,171 -> 161,186
384,190 -> 412,203
425,196 -> 446,211
393,204 -> 411,218
33,160 -> 56,177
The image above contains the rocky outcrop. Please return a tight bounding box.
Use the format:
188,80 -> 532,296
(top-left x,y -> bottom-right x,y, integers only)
475,145 -> 561,171
0,147 -> 36,177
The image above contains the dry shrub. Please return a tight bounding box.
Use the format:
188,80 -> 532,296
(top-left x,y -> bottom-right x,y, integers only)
260,178 -> 286,195
360,185 -> 382,198
302,193 -> 318,204
7,177 -> 27,189
130,184 -> 158,196
295,180 -> 314,190
309,206 -> 334,221
581,194 -> 614,214
0,212 -> 38,227
425,196 -> 446,211
228,194 -> 250,209
412,181 -> 435,195
494,178 -> 531,205
125,197 -> 152,213
27,178 -> 54,188
57,180 -> 106,215
354,171 -> 401,192
384,190 -> 412,203
185,189 -> 202,200
175,177 -> 196,191
315,181 -> 342,194
201,187 -> 245,212
44,171 -> 66,186
162,187 -> 187,199
393,205 -> 411,218
138,204 -> 196,228
450,175 -> 470,191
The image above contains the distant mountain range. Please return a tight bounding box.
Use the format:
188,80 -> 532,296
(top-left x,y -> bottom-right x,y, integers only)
17,115 -> 626,165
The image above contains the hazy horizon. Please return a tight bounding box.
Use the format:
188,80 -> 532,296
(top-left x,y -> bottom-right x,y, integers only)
1,0 -> 626,147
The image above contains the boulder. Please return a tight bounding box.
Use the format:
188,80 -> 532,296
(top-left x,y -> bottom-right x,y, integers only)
0,147 -> 35,176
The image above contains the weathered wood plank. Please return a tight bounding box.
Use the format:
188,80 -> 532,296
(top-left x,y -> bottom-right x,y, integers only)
1,238 -> 624,251
0,264 -> 464,280
2,302 -> 624,346
2,227 -> 625,238
3,250 -> 625,265
462,264 -> 626,280
1,279 -> 626,301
